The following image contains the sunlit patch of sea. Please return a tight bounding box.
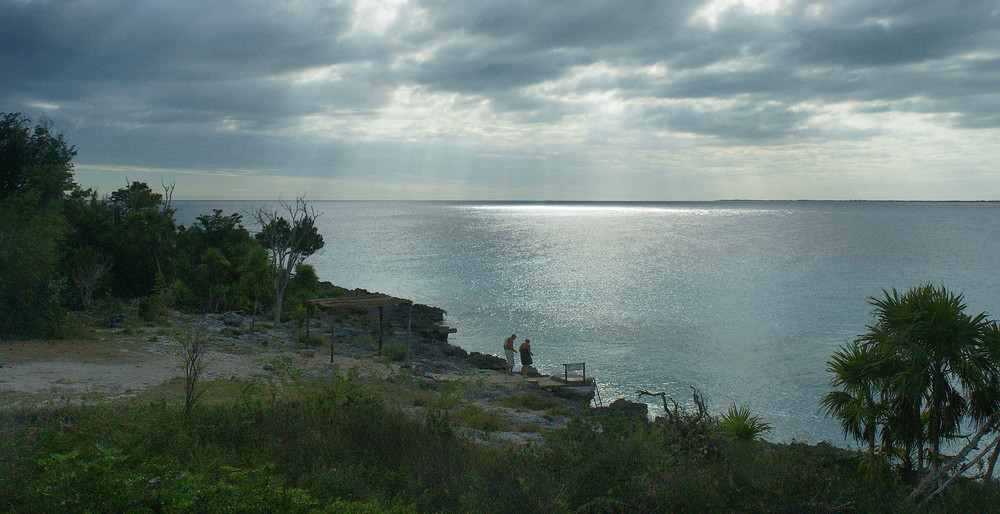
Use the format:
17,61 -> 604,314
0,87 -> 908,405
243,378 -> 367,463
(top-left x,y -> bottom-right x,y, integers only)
174,200 -> 1000,445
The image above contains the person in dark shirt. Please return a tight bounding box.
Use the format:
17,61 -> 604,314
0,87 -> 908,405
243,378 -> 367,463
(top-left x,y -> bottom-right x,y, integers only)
519,338 -> 533,370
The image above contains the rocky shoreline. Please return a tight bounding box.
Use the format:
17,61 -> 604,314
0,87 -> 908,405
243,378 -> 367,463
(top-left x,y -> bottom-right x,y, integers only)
320,286 -> 509,374
1,286 -> 597,445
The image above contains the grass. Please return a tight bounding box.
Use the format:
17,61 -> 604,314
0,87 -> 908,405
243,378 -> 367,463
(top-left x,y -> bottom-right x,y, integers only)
294,329 -> 325,348
518,423 -> 543,433
3,376 -> 1000,512
500,391 -> 562,412
450,406 -> 509,432
382,339 -> 407,361
5,312 -> 1000,512
353,332 -> 374,350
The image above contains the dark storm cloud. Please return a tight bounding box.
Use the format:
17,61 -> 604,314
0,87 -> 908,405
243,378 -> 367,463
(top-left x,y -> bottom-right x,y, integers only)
1,0 -> 357,82
1,0 -> 998,187
643,102 -> 822,142
409,43 -> 582,94
407,0 -> 1000,137
783,0 -> 998,67
421,0 -> 696,49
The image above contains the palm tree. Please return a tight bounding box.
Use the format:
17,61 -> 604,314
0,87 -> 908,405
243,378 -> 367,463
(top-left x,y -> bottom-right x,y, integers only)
970,321 -> 1000,479
863,285 -> 995,472
821,340 -> 888,471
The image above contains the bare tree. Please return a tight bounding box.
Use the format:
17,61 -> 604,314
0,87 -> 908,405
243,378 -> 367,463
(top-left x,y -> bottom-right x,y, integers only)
69,257 -> 110,309
248,196 -> 324,324
180,329 -> 210,414
160,178 -> 175,211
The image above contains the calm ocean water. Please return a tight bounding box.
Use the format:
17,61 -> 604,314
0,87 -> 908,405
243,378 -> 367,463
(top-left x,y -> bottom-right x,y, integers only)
175,201 -> 1000,445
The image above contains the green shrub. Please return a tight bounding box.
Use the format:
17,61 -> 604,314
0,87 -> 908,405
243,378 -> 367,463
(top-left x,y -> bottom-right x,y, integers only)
295,329 -> 324,347
137,295 -> 164,322
3,375 -> 1000,513
22,446 -> 319,513
451,406 -> 507,432
717,404 -> 772,442
289,263 -> 320,295
354,333 -> 374,349
382,339 -> 407,361
167,279 -> 195,308
0,198 -> 66,339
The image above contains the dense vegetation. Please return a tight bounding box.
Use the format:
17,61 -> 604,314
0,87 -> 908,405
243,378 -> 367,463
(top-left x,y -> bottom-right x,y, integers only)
0,112 -> 327,339
5,111 -> 1000,510
821,285 -> 1000,506
3,372 -> 999,513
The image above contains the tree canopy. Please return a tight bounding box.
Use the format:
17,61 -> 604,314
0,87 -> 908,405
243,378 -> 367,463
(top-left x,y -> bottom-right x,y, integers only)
0,112 -> 77,203
0,111 -> 314,338
823,284 -> 1000,489
0,112 -> 79,337
250,197 -> 324,324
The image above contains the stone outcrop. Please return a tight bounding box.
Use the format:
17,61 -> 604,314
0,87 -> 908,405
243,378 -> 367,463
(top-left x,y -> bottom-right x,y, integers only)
520,365 -> 543,377
467,352 -> 507,370
316,286 -> 483,370
593,398 -> 648,420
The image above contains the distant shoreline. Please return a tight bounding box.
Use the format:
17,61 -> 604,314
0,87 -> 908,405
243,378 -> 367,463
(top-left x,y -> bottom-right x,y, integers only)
167,198 -> 1000,204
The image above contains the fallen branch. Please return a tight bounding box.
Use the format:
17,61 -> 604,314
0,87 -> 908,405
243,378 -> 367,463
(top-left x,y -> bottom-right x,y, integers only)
636,390 -> 671,421
908,409 -> 1000,506
636,387 -> 711,425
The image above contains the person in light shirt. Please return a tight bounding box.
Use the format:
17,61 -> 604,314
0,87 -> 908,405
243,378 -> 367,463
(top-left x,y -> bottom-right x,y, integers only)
503,333 -> 517,373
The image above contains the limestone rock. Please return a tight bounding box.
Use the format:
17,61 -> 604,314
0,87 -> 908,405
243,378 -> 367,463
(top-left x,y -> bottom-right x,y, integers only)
104,313 -> 126,329
467,352 -> 507,370
520,365 -> 543,377
594,398 -> 648,420
222,311 -> 246,327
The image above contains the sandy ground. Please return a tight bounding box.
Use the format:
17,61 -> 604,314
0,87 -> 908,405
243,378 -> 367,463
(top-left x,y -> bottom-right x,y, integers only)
0,313 -> 393,407
0,312 -> 585,445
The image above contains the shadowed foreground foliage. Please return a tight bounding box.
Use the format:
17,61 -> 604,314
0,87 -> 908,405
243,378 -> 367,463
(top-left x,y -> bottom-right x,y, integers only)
2,375 -> 999,513
822,284 -> 1000,504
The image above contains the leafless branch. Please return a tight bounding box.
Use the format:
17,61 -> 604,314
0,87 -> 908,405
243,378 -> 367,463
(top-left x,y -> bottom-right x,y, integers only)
180,329 -> 210,414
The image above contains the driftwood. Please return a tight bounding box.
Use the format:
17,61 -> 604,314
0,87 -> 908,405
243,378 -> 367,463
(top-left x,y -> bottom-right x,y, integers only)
986,439 -> 1000,480
907,409 -> 1000,507
636,387 -> 709,424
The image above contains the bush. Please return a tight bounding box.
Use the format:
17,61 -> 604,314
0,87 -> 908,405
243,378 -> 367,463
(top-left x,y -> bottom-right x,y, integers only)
137,295 -> 165,322
382,339 -> 407,361
354,333 -> 374,349
164,279 -> 195,309
289,263 -> 319,296
295,329 -> 324,348
3,376 -> 1000,513
717,404 -> 772,442
0,198 -> 66,338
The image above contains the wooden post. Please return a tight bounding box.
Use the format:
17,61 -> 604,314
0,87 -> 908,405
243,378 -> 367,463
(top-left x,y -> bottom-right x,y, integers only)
406,302 -> 413,364
305,308 -> 311,350
330,316 -> 335,364
377,306 -> 384,354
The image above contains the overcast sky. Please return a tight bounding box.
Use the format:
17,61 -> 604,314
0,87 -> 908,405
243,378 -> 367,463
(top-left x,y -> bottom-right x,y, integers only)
3,0 -> 999,200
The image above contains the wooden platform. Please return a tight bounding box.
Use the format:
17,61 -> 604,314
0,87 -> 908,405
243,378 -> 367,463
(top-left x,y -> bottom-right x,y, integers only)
486,371 -> 597,403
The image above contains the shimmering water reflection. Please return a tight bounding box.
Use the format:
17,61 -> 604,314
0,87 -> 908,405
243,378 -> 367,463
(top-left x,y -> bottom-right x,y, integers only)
174,201 -> 1000,445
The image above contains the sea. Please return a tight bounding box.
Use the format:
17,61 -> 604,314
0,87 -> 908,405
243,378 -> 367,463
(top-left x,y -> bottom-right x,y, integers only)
173,200 -> 1000,445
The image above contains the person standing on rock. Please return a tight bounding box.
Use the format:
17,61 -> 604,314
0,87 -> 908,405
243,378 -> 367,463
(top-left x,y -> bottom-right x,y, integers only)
503,334 -> 517,373
519,338 -> 533,372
